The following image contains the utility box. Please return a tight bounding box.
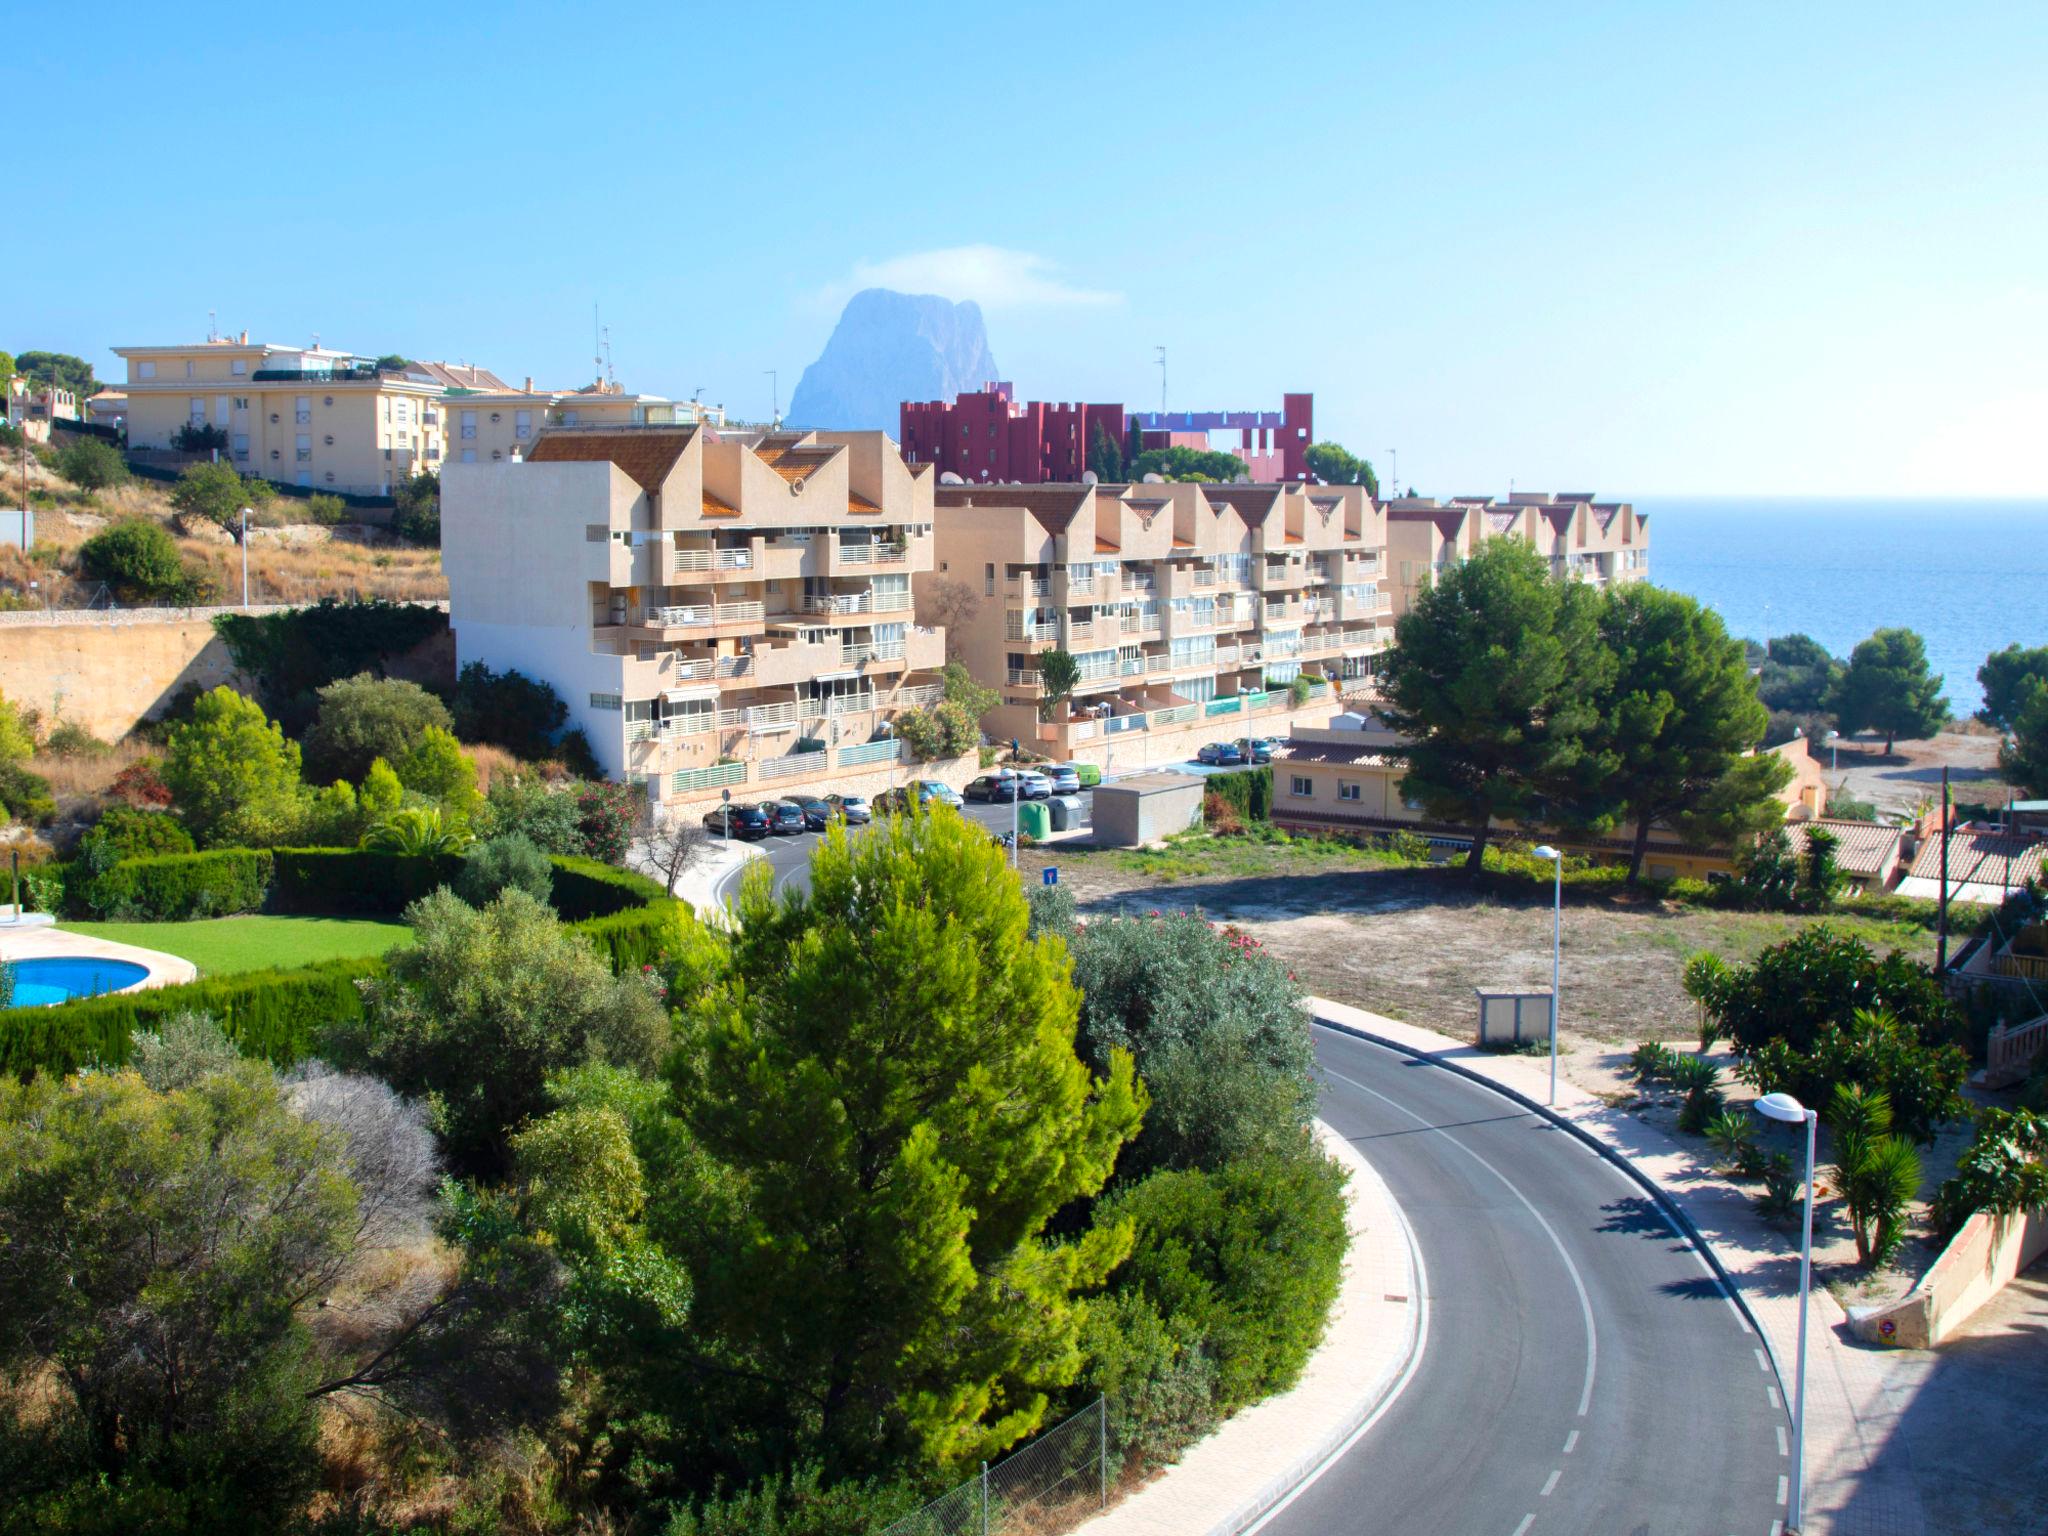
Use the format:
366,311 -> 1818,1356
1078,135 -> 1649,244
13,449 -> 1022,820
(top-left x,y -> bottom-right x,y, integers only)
1091,772 -> 1205,847
1475,989 -> 1554,1047
1047,795 -> 1084,832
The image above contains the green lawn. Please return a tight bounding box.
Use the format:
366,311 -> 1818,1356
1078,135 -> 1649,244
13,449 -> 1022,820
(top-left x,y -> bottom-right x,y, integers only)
61,915 -> 411,976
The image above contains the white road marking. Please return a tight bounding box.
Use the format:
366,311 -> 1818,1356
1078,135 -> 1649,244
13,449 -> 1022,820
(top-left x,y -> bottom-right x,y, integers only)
1776,1425 -> 1788,1457
1541,1470 -> 1561,1496
1563,1430 -> 1579,1455
1511,1518 -> 1535,1536
1776,1475 -> 1789,1505
1770,1522 -> 1784,1536
1325,1064 -> 1600,1418
1767,1385 -> 1781,1410
1240,1172 -> 1432,1535
1754,1347 -> 1771,1374
1726,1294 -> 1750,1331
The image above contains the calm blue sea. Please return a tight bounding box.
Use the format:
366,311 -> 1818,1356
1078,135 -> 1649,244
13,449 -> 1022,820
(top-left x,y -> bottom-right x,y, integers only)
1637,498 -> 2048,716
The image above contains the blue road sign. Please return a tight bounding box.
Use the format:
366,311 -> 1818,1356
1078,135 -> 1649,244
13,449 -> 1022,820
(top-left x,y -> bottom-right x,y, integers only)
1043,867 -> 1058,886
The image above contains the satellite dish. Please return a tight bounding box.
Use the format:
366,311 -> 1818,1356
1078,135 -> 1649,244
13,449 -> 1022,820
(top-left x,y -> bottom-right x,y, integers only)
939,471 -> 964,485
1081,470 -> 1099,486
1142,473 -> 1166,485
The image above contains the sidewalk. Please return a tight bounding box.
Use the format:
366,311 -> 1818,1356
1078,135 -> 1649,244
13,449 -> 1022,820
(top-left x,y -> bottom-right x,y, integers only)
1312,998 -> 1928,1536
1071,1119 -> 1418,1536
648,837 -> 761,925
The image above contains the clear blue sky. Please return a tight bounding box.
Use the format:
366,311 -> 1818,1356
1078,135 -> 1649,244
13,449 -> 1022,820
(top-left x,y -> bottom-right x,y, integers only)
8,3 -> 2044,496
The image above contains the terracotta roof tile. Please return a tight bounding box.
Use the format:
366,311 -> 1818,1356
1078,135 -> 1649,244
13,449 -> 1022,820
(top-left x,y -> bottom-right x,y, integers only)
526,427 -> 696,494
1786,819 -> 1903,878
1905,829 -> 2047,885
849,490 -> 882,513
703,488 -> 737,515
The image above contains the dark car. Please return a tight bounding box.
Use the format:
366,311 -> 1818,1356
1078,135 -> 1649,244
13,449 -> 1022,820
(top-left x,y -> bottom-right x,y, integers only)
702,804 -> 770,840
964,774 -> 1021,803
792,796 -> 834,831
760,800 -> 807,835
823,792 -> 871,825
1197,741 -> 1245,766
1236,737 -> 1273,764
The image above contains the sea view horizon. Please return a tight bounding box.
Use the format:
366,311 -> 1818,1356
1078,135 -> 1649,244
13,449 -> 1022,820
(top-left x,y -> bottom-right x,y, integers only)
1635,496 -> 2048,717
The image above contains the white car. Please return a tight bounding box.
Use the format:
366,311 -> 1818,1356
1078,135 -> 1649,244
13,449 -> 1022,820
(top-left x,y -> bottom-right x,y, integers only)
1009,770 -> 1052,800
1042,763 -> 1082,794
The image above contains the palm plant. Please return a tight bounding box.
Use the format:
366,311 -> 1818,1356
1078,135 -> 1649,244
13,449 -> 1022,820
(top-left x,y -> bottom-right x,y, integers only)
359,805 -> 473,857
1704,1108 -> 1761,1174
1827,1082 -> 1922,1267
1630,1041 -> 1678,1082
1680,951 -> 1730,1053
1671,1053 -> 1725,1134
1754,1152 -> 1803,1223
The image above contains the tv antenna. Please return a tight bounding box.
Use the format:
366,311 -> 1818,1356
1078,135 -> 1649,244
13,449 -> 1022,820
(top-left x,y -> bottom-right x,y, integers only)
600,326 -> 616,389
765,370 -> 779,424
1387,449 -> 1397,498
1154,345 -> 1167,415
207,309 -> 219,343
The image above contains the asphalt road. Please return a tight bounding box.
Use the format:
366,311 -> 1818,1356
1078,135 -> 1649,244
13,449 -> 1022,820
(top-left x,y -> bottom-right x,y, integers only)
707,796 -> 1076,907
1263,1025 -> 1791,1536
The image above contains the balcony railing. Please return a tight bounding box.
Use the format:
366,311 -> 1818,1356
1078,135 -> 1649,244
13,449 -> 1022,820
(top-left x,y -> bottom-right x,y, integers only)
1119,612 -> 1160,634
719,700 -> 812,730
1066,620 -> 1097,643
1007,577 -> 1053,598
804,589 -> 912,615
644,600 -> 764,627
1149,703 -> 1200,727
253,366 -> 380,383
892,683 -> 945,709
759,751 -> 830,780
841,641 -> 906,665
670,761 -> 746,795
1005,619 -> 1057,642
833,542 -> 909,566
824,691 -> 879,715
673,546 -> 754,572
1006,667 -> 1044,687
836,738 -> 904,769
671,657 -> 716,680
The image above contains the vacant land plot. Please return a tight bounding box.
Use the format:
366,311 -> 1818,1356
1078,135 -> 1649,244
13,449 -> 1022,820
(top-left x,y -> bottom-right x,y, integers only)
62,914 -> 410,975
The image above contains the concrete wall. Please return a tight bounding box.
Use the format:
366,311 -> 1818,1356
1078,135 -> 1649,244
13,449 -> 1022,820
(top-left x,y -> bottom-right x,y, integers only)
1851,1204 -> 2048,1349
1092,773 -> 1205,846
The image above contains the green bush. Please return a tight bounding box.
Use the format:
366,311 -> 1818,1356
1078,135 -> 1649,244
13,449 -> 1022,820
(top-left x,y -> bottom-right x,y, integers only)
547,853 -> 665,920
80,806 -> 194,861
392,471 -> 440,545
1098,1149 -> 1348,1412
212,598 -> 450,735
303,672 -> 453,785
77,520 -> 202,604
41,720 -> 110,759
54,436 -> 127,491
304,493 -> 349,526
1078,1291 -> 1219,1473
269,846 -> 462,914
575,898 -> 692,973
456,833 -> 553,907
452,661 -> 569,762
1204,765 -> 1273,823
80,848 -> 272,920
0,761 -> 55,825
0,956 -> 379,1077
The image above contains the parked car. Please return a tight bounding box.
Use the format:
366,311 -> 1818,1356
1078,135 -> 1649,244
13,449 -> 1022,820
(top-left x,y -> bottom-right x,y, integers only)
823,793 -> 871,825
789,797 -> 834,831
964,774 -> 1021,803
1197,741 -> 1245,766
1236,737 -> 1273,764
911,779 -> 964,809
1042,764 -> 1082,794
1052,760 -> 1102,788
761,800 -> 807,835
1009,770 -> 1052,799
702,804 -> 770,840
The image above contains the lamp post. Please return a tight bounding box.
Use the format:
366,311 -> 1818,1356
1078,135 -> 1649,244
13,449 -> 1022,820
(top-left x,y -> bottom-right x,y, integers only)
1756,1090 -> 1817,1533
239,506 -> 252,609
1533,845 -> 1562,1105
1825,729 -> 1840,774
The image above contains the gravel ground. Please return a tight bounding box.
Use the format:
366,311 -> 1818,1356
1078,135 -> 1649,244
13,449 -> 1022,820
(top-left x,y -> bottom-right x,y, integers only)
1828,727 -> 2011,816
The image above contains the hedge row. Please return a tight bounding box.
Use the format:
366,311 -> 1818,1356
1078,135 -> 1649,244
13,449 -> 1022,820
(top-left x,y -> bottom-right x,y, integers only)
74,849 -> 273,921
1205,767 -> 1274,824
0,957 -> 381,1078
271,848 -> 464,915
547,855 -> 666,921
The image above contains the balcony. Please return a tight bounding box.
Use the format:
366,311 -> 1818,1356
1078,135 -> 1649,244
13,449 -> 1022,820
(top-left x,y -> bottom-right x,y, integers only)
673,545 -> 755,574
1119,611 -> 1162,636
825,540 -> 911,573
803,588 -> 913,616
1064,619 -> 1098,644
841,640 -> 906,666
253,366 -> 380,383
1005,617 -> 1057,644
1006,576 -> 1053,599
642,600 -> 765,628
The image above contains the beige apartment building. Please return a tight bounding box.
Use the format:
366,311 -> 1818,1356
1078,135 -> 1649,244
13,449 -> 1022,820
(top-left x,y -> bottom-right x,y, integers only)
113,337 -> 449,495
927,480 -> 1390,768
1385,492 -> 1649,614
442,424 -> 947,811
442,382 -> 728,469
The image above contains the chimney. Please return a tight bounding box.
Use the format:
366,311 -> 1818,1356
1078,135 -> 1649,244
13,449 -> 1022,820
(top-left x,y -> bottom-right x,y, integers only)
239,329 -> 248,344
524,376 -> 534,393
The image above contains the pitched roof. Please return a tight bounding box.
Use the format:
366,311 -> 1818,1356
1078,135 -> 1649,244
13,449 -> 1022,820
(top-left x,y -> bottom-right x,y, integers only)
1202,485 -> 1282,522
1904,828 -> 2048,886
1276,741 -> 1393,765
848,490 -> 882,513
1786,819 -> 1903,879
934,485 -> 1095,540
525,427 -> 696,493
409,360 -> 513,392
751,431 -> 843,484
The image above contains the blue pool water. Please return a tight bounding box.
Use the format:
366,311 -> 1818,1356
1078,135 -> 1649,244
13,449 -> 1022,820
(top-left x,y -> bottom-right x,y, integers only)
8,956 -> 150,1006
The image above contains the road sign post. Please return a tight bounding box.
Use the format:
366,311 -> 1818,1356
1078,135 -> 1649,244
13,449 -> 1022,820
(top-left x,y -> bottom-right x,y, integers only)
1043,867 -> 1058,886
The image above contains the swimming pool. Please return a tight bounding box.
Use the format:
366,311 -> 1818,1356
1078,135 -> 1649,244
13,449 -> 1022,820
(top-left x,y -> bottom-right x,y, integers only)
7,955 -> 151,1006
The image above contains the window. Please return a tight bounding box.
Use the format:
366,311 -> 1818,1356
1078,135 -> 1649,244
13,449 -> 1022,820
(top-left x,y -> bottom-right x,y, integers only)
394,399 -> 410,424
295,395 -> 311,425
188,397 -> 206,424
515,410 -> 532,439
184,360 -> 195,378
233,433 -> 249,458
460,411 -> 477,439
231,358 -> 247,375
1290,775 -> 1314,798
589,693 -> 623,711
426,444 -> 440,460
296,433 -> 312,461
137,361 -> 156,380
232,397 -> 249,410
985,562 -> 995,596
1338,781 -> 1361,802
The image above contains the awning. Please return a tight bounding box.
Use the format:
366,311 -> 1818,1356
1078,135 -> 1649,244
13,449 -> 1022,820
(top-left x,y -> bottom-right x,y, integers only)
663,684 -> 721,703
812,670 -> 860,683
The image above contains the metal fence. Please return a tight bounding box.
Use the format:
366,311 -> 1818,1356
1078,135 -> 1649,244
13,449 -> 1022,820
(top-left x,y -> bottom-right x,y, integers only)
880,1398 -> 1107,1536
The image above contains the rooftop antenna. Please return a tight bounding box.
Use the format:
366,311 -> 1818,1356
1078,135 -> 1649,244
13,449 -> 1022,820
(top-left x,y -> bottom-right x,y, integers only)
207,309 -> 219,343
600,325 -> 616,390
593,303 -> 602,387
1387,448 -> 1397,498
1154,345 -> 1167,415
765,370 -> 779,425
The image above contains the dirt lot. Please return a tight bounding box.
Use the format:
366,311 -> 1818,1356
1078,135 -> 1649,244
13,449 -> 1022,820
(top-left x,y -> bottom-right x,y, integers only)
1024,834 -> 1977,1300
1828,726 -> 2012,817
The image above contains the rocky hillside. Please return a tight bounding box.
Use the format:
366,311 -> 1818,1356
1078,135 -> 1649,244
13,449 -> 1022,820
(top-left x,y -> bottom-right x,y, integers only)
787,289 -> 999,431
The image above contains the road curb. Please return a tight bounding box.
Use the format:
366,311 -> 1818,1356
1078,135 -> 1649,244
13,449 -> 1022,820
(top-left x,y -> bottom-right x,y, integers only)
1310,1012 -> 1794,1407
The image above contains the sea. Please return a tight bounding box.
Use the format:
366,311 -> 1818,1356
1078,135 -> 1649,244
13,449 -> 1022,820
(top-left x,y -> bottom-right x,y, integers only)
1636,498 -> 2048,717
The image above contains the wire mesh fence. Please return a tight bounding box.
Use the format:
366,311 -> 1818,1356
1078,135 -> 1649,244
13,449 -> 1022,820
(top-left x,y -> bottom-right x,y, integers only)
879,1397 -> 1107,1536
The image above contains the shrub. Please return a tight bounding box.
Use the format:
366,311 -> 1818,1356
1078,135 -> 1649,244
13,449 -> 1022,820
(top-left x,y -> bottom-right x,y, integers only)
108,757 -> 173,808
360,805 -> 472,855
1078,1291 -> 1220,1473
1204,790 -> 1245,834
452,661 -> 569,761
1204,766 -> 1273,823
480,775 -> 584,854
131,1009 -> 244,1091
1826,1083 -> 1921,1267
1753,1152 -> 1803,1223
1098,1149 -> 1349,1411
302,672 -> 453,785
54,435 -> 127,490
1705,1108 -> 1762,1175
546,853 -> 665,920
1288,674 -> 1313,707
163,686 -> 308,847
394,724 -> 479,820
269,846 -> 463,914
76,847 -> 272,920
1670,1053 -> 1725,1134
0,760 -> 55,825
169,458 -> 255,527
213,598 -> 449,734
573,777 -> 640,864
78,519 -> 202,603
168,419 -> 231,453
1629,1040 -> 1679,1082
1930,1108 -> 2048,1238
80,806 -> 194,861
304,492 -> 349,526
660,1465 -> 920,1536
456,832 -> 553,907
392,470 -> 440,545
1735,1004 -> 1967,1146
40,719 -> 110,759
1025,879 -> 1077,940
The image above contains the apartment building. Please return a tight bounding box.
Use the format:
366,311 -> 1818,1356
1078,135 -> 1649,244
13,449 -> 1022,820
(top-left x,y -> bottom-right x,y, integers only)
1268,715 -> 1824,879
1385,492 -> 1649,614
112,336 -> 449,495
4,377 -> 79,442
442,381 -> 728,469
927,480 -> 1389,768
442,425 -> 946,810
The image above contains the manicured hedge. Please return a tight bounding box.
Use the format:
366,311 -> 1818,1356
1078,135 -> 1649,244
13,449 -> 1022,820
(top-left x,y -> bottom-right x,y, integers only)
0,957 -> 381,1078
577,898 -> 690,972
75,848 -> 273,921
548,855 -> 666,921
271,847 -> 463,915
1205,767 -> 1274,823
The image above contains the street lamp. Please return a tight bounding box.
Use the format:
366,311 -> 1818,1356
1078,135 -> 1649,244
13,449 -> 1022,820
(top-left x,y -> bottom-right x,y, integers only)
1825,729 -> 1840,774
1756,1089 -> 1817,1534
1533,845 -> 1562,1105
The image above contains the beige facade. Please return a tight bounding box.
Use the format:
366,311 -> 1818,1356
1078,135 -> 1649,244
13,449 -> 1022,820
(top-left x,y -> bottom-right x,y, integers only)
928,481 -> 1391,764
113,338 -> 449,495
1385,492 -> 1649,615
1269,715 -> 1820,879
442,425 -> 947,811
5,378 -> 80,442
443,384 -> 727,471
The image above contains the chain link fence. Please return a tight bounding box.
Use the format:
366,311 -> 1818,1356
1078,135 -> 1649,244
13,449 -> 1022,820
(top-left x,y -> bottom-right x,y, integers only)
880,1397 -> 1107,1536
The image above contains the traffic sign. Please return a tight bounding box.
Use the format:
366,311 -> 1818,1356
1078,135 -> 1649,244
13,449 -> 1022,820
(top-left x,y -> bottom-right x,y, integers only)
1043,867 -> 1058,886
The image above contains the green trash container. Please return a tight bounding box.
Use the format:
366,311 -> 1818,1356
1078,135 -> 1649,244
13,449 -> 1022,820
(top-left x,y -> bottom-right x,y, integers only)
1017,801 -> 1052,841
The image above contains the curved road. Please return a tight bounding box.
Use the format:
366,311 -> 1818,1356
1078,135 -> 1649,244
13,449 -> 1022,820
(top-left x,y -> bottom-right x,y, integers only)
1266,1025 -> 1791,1536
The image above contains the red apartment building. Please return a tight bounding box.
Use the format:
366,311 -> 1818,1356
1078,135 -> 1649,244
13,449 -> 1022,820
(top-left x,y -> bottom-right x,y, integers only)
901,384 -> 1313,483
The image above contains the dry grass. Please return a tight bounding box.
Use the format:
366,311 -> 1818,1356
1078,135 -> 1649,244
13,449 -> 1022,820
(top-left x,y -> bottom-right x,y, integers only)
27,736 -> 155,800
1,451 -> 445,607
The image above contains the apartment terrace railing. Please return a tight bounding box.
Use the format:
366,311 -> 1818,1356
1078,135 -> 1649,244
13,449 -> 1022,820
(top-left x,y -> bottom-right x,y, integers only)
1149,703 -> 1200,727
669,657 -> 716,681
803,590 -> 913,615
758,751 -> 829,780
1005,618 -> 1058,642
842,640 -> 906,665
1119,611 -> 1162,634
670,761 -> 747,795
644,600 -> 765,627
836,737 -> 905,769
1007,576 -> 1053,598
251,366 -> 380,383
1065,620 -> 1097,643
1006,667 -> 1043,688
718,700 -> 814,730
893,683 -> 945,709
673,546 -> 754,573
834,542 -> 909,566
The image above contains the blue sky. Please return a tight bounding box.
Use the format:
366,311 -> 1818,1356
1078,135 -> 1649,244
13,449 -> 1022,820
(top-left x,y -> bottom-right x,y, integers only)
7,3 -> 2044,496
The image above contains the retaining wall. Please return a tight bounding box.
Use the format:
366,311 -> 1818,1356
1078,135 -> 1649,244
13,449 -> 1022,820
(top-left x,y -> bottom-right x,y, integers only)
1850,1204 -> 2048,1348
